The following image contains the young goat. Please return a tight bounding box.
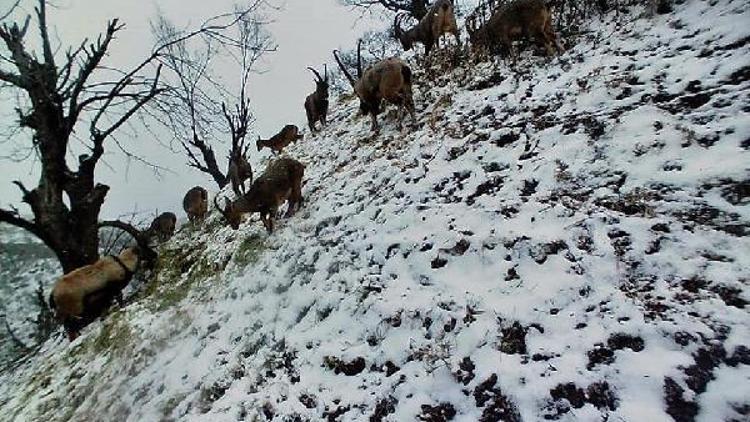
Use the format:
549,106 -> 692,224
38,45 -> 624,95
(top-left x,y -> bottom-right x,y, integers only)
183,186 -> 208,223
467,0 -> 563,58
228,151 -> 253,196
146,212 -> 177,242
215,157 -> 305,233
49,246 -> 151,340
304,65 -> 329,132
257,125 -> 304,155
333,41 -> 416,133
394,0 -> 460,56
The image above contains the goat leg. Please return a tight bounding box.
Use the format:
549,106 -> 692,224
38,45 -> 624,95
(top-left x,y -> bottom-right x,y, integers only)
370,114 -> 379,133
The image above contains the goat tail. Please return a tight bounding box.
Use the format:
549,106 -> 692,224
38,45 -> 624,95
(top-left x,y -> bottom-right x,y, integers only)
401,65 -> 413,85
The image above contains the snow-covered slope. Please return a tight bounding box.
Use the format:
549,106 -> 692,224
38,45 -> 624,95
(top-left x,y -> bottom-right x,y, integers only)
1,1 -> 748,420
0,225 -> 58,364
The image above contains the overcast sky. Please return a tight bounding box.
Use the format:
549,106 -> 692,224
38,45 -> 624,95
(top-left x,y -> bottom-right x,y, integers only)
0,0 -> 381,221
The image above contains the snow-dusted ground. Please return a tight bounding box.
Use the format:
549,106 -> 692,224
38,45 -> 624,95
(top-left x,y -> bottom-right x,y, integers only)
0,225 -> 58,364
1,0 -> 748,420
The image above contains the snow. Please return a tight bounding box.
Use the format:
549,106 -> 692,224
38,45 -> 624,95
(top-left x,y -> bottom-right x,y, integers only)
1,0 -> 749,421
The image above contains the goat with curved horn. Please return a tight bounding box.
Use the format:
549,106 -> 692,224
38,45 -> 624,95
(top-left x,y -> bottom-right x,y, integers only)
467,0 -> 564,58
333,39 -> 416,133
394,0 -> 459,55
333,50 -> 356,88
305,64 -> 330,132
214,158 -> 305,233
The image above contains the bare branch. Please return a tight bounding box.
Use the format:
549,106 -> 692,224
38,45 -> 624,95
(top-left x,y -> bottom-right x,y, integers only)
0,0 -> 21,22
0,206 -> 44,241
34,0 -> 56,70
67,19 -> 125,124
341,0 -> 428,19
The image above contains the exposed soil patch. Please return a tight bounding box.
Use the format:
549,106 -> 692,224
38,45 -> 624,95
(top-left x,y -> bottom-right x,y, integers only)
587,333 -> 644,369
473,374 -> 522,422
499,321 -> 528,355
323,356 -> 366,376
370,396 -> 397,422
418,402 -> 457,421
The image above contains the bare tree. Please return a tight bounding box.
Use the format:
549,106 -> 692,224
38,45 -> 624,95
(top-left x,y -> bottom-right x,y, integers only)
341,0 -> 430,20
153,3 -> 275,189
0,0 -> 260,273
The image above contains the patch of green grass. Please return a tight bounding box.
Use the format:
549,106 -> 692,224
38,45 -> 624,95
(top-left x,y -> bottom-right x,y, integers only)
233,234 -> 266,268
161,393 -> 188,418
88,311 -> 134,356
141,242 -> 227,312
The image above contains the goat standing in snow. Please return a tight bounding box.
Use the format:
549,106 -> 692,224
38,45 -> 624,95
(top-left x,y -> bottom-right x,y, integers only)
146,212 -> 177,242
257,125 -> 304,155
394,0 -> 460,56
467,0 -> 564,58
50,246 -> 154,340
183,186 -> 209,223
215,157 -> 305,233
304,65 -> 329,132
228,151 -> 253,196
333,40 -> 416,133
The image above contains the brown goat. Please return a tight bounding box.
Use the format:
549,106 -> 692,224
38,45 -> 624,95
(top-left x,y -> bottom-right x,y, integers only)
333,41 -> 416,133
394,0 -> 459,55
228,152 -> 253,196
183,186 -> 208,223
257,125 -> 304,155
467,0 -> 563,58
304,65 -> 329,132
215,157 -> 305,233
146,212 -> 177,242
49,247 -> 143,340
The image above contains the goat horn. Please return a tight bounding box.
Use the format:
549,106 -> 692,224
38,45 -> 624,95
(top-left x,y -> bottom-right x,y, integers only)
333,49 -> 356,88
356,39 -> 363,80
307,66 -> 323,82
323,64 -> 328,82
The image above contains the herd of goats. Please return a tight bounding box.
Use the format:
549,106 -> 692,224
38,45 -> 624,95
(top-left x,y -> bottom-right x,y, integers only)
48,0 -> 566,340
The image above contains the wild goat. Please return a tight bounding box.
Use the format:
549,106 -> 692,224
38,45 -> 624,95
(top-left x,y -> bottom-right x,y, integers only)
228,151 -> 253,196
183,186 -> 208,223
394,0 -> 460,55
467,0 -> 563,58
333,41 -> 416,133
49,246 -> 151,340
304,65 -> 329,132
257,125 -> 304,155
215,157 -> 305,233
146,212 -> 177,242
